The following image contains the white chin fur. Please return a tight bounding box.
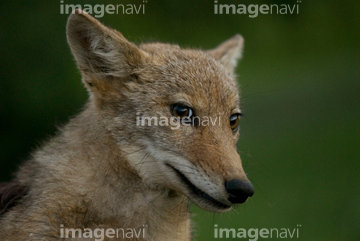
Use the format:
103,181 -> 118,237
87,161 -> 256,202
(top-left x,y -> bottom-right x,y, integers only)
126,139 -> 232,211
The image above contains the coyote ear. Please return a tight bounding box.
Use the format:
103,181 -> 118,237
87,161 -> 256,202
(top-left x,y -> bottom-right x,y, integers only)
207,34 -> 244,74
66,10 -> 146,85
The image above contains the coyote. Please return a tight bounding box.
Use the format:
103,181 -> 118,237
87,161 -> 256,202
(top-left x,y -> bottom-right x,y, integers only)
0,10 -> 254,241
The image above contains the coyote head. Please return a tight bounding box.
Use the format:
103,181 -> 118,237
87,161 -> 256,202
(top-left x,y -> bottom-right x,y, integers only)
67,10 -> 253,212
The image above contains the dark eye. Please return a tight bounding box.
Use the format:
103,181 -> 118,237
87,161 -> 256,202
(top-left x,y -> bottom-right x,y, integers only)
171,104 -> 194,120
230,114 -> 241,131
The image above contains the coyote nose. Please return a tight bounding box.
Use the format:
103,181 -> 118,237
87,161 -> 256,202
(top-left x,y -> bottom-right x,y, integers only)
225,179 -> 254,204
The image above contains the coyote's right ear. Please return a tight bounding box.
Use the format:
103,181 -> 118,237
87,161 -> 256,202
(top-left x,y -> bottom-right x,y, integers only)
207,34 -> 244,75
66,10 -> 147,88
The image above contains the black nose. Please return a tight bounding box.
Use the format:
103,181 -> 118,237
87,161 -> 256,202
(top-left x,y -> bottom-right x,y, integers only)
225,179 -> 254,204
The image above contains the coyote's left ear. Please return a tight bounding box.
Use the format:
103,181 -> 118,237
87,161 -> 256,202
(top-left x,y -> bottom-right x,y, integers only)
207,34 -> 244,74
66,9 -> 148,87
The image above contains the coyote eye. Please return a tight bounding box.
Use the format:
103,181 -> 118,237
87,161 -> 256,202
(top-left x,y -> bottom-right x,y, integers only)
230,114 -> 241,131
171,104 -> 194,121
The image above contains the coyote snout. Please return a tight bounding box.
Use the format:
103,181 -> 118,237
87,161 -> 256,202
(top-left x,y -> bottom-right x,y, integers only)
149,123 -> 254,212
0,9 -> 254,241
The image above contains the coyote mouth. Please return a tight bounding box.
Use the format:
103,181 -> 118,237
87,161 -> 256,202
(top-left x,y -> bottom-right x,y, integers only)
166,164 -> 231,210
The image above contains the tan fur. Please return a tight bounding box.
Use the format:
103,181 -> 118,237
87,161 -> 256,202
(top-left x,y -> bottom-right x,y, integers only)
0,10 -> 251,241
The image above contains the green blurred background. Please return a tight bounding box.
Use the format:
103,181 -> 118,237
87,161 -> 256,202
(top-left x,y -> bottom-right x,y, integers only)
0,0 -> 359,240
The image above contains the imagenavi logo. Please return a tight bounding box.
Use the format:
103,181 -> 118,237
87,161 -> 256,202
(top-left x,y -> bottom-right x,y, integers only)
60,0 -> 148,18
214,0 -> 301,18
214,224 -> 302,240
